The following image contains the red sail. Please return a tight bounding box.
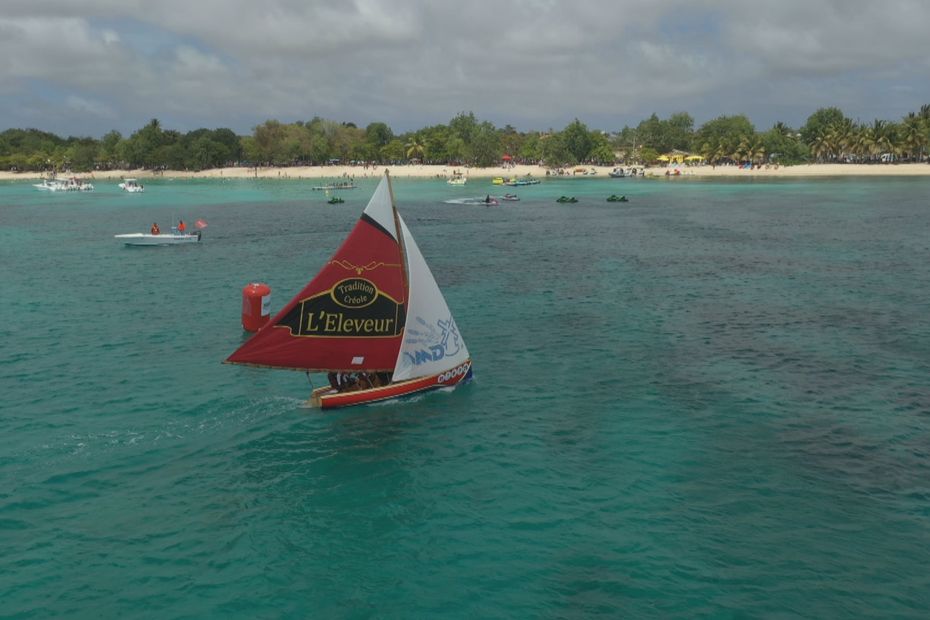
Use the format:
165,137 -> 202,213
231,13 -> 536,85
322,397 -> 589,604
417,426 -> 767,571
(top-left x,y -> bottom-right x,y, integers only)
226,181 -> 406,371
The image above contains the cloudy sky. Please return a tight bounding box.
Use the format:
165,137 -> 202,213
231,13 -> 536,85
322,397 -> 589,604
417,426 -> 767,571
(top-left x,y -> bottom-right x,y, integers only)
3,0 -> 930,137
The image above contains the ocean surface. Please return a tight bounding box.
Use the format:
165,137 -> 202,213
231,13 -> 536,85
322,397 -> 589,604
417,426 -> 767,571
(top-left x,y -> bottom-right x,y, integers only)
2,173 -> 929,617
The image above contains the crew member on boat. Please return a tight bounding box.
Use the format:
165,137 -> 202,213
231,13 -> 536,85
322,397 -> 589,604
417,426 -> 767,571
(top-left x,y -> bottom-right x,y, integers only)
327,371 -> 392,393
177,219 -> 186,233
151,222 -> 160,235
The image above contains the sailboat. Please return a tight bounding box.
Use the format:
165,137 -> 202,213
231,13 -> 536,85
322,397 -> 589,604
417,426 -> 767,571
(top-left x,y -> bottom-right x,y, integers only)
226,172 -> 473,409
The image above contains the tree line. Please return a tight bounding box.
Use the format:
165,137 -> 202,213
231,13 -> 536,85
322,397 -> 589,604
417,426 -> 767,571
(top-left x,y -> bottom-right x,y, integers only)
1,106 -> 928,173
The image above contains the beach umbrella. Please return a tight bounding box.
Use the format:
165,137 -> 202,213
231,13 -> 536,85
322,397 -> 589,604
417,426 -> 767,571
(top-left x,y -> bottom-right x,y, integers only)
685,155 -> 704,161
502,154 -> 512,161
657,155 -> 670,162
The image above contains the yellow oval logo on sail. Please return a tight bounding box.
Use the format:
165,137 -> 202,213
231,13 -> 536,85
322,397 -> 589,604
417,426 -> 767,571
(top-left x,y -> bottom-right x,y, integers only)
331,278 -> 378,309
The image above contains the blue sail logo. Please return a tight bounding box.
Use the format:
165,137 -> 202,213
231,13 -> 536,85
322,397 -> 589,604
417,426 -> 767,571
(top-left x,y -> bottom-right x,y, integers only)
403,315 -> 462,366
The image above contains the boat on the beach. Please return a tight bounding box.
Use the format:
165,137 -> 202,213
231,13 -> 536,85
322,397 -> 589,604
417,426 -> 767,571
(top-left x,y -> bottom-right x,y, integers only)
114,231 -> 202,246
610,167 -> 643,178
33,177 -> 95,192
226,171 -> 473,409
118,178 -> 144,192
312,181 -> 357,190
573,167 -> 597,176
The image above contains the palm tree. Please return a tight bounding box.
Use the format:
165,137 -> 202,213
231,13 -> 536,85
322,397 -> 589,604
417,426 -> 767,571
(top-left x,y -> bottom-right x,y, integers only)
405,135 -> 426,162
900,114 -> 927,161
809,131 -> 832,162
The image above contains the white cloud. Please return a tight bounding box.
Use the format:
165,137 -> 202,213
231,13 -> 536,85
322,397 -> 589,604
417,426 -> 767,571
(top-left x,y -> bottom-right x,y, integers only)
1,0 -> 929,136
65,94 -> 115,118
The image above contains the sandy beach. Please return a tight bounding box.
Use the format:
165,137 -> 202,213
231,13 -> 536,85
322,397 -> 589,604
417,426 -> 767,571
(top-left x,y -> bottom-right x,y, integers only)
2,162 -> 929,182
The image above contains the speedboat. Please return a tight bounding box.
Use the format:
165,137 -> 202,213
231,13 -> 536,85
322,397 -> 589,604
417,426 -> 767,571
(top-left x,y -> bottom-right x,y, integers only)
118,178 -> 144,192
447,175 -> 467,186
502,194 -> 520,202
114,231 -> 202,246
312,181 -> 357,190
34,177 -> 94,192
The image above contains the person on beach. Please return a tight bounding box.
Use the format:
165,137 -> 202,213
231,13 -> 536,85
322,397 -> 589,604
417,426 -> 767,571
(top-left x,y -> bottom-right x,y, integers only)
150,222 -> 160,235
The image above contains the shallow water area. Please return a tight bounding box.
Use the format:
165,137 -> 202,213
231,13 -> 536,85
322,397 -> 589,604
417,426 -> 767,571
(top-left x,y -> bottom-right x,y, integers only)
2,175 -> 930,617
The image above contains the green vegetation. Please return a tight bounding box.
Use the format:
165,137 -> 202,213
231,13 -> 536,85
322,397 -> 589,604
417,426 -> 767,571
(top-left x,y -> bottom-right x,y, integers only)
2,105 -> 929,173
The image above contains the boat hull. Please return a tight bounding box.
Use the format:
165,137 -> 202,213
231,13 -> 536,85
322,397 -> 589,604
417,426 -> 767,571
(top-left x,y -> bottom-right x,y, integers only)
307,360 -> 473,409
114,232 -> 201,246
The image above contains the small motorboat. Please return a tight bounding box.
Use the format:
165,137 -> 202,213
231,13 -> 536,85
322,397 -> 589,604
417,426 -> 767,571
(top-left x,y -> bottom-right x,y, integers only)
327,196 -> 345,204
118,178 -> 145,193
312,181 -> 356,190
114,231 -> 202,246
501,194 -> 520,202
556,196 -> 578,203
34,177 -> 94,192
606,194 -> 629,202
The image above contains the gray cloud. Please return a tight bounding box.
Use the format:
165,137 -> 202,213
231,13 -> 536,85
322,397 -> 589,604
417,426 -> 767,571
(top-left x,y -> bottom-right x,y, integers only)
2,0 -> 929,137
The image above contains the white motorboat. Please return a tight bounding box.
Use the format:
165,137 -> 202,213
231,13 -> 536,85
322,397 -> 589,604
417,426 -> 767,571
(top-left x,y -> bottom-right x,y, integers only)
114,231 -> 202,246
118,178 -> 145,193
33,177 -> 95,192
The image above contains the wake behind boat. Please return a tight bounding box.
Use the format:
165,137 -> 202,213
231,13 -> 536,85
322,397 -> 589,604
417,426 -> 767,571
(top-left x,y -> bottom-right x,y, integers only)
226,171 -> 473,409
444,196 -> 500,205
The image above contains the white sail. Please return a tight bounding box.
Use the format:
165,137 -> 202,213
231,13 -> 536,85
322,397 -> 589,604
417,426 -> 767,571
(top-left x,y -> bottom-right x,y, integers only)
392,215 -> 470,381
362,175 -> 397,240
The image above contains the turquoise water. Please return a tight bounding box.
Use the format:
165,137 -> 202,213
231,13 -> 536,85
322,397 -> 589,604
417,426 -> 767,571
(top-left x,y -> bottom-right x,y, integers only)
2,174 -> 930,617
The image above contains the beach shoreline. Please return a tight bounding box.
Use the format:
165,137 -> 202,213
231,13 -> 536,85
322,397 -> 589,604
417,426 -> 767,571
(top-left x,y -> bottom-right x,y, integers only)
2,162 -> 929,182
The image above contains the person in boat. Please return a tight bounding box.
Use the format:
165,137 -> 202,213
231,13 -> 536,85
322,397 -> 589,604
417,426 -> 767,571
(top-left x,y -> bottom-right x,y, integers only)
150,222 -> 160,235
178,219 -> 186,233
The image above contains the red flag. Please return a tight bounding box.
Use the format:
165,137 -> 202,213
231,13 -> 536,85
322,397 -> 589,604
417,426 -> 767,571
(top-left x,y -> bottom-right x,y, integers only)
195,219 -> 208,229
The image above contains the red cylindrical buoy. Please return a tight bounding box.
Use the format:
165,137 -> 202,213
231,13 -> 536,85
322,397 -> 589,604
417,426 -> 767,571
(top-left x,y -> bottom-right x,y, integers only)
241,282 -> 272,332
